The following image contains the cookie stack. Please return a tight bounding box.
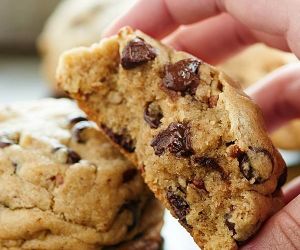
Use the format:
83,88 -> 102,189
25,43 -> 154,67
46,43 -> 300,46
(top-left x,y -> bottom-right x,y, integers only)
56,27 -> 287,250
0,99 -> 163,250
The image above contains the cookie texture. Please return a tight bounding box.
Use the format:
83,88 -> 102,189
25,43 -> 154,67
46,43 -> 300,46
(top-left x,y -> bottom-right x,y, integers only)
0,98 -> 163,250
219,44 -> 300,150
57,27 -> 287,250
38,0 -> 135,95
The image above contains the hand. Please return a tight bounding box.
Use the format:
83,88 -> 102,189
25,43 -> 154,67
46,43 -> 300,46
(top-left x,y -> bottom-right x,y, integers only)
104,0 -> 300,132
104,0 -> 300,248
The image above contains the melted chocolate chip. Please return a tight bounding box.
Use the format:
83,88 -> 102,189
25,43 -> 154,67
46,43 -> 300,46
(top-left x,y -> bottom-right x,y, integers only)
162,59 -> 201,96
189,179 -> 206,191
236,151 -> 255,181
151,122 -> 194,157
66,149 -> 81,164
101,124 -> 135,153
120,200 -> 140,232
166,189 -> 190,222
53,146 -> 81,164
249,146 -> 274,166
12,162 -> 18,174
71,121 -> 93,143
121,37 -> 157,69
225,141 -> 236,147
144,102 -> 163,129
68,114 -> 88,126
192,156 -> 227,179
275,167 -> 287,191
236,147 -> 274,184
224,213 -> 237,236
193,157 -> 221,170
123,168 -> 138,183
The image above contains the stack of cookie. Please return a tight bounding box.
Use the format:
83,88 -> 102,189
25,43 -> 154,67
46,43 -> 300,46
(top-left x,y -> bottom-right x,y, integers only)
0,99 -> 163,250
56,27 -> 287,250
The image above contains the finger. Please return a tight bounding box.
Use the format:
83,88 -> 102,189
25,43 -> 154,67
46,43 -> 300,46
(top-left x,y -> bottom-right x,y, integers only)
164,14 -> 255,64
103,0 -> 225,38
283,176 -> 300,204
250,31 -> 290,53
246,63 -> 300,132
222,0 -> 300,55
241,194 -> 300,250
103,0 -> 180,38
165,14 -> 290,64
104,0 -> 300,55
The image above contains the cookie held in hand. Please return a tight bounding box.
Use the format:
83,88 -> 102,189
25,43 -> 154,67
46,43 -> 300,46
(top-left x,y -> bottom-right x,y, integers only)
57,27 -> 287,250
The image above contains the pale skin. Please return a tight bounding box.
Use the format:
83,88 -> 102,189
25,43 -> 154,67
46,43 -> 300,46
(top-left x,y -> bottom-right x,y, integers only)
104,0 -> 300,249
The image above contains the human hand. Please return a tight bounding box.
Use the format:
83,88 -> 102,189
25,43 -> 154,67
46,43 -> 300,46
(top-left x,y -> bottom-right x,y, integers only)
104,0 -> 300,132
104,0 -> 300,248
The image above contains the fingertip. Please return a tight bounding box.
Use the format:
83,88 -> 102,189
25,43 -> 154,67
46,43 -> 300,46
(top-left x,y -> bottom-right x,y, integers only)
246,63 -> 300,132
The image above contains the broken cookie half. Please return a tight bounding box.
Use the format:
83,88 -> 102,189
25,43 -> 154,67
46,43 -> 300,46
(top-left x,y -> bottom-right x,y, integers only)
57,27 -> 287,250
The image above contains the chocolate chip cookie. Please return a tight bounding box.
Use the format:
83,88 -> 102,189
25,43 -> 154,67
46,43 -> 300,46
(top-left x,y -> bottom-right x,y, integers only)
57,27 -> 287,250
0,98 -> 163,250
219,44 -> 300,150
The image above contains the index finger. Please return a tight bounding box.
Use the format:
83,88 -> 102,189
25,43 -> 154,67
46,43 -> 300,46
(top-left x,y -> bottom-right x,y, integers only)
104,0 -> 222,38
104,0 -> 291,39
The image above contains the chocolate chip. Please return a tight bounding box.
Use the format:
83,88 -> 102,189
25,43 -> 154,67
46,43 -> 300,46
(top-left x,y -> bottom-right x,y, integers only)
71,121 -> 93,143
193,156 -> 221,171
162,59 -> 201,96
66,149 -> 81,164
120,200 -> 140,232
151,122 -> 194,157
144,102 -> 163,129
53,146 -> 81,164
101,124 -> 135,153
224,213 -> 236,236
249,146 -> 274,166
12,162 -> 18,174
0,137 -> 14,148
50,174 -> 64,186
121,37 -> 157,69
68,114 -> 88,126
123,168 -> 138,183
275,167 -> 287,191
225,141 -> 235,147
236,147 -> 273,184
192,156 -> 227,179
166,189 -> 190,223
189,179 -> 207,191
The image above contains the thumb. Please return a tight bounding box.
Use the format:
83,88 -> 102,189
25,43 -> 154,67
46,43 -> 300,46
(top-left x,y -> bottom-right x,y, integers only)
246,63 -> 300,133
241,194 -> 300,250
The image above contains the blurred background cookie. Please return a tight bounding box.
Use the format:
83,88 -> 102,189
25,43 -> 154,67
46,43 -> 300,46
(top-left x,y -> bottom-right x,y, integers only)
0,98 -> 163,250
38,0 -> 136,96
